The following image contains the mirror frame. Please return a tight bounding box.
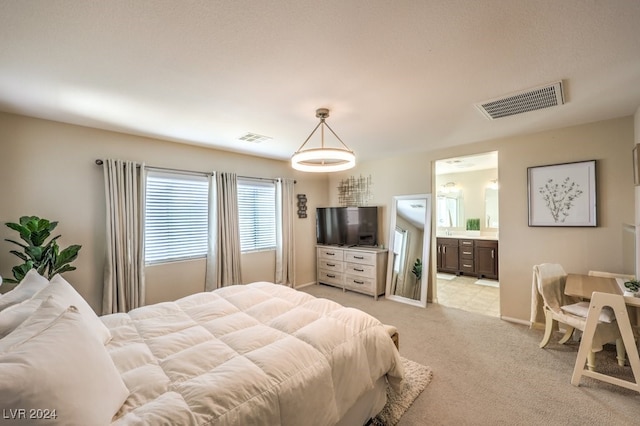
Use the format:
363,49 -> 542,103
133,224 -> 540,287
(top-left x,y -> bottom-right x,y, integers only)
385,194 -> 432,308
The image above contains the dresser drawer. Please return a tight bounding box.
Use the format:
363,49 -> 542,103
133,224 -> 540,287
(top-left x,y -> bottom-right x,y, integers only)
344,250 -> 376,265
344,274 -> 375,292
318,270 -> 344,286
318,259 -> 344,272
318,248 -> 344,261
345,262 -> 375,277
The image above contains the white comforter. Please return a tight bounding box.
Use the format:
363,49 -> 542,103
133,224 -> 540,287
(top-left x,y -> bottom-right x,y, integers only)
103,282 -> 404,425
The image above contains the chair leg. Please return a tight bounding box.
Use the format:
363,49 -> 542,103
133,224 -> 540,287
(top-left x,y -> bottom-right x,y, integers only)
587,351 -> 596,371
616,338 -> 626,367
558,326 -> 575,345
540,311 -> 555,348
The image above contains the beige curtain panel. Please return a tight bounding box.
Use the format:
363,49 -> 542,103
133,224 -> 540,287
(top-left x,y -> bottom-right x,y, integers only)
212,172 -> 243,288
102,159 -> 145,314
276,178 -> 295,286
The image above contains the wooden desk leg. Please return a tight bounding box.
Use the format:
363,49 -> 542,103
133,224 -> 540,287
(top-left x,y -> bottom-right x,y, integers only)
571,292 -> 640,392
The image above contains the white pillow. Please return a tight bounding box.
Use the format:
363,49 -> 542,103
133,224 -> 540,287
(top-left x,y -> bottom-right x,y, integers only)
31,274 -> 112,344
0,297 -> 44,339
0,304 -> 129,425
0,269 -> 48,311
561,301 -> 616,323
0,297 -> 67,351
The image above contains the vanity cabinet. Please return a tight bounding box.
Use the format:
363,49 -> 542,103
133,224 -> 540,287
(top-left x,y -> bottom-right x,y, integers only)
458,239 -> 475,275
475,240 -> 499,280
436,238 -> 459,274
317,245 -> 388,300
436,237 -> 499,280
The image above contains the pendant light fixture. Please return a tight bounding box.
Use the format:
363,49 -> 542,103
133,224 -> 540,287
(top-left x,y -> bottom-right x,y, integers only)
291,108 -> 356,172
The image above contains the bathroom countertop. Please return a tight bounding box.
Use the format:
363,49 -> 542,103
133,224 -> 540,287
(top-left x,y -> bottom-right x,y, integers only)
436,234 -> 498,241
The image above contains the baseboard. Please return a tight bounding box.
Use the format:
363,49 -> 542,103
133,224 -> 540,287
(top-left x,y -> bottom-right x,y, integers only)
294,281 -> 317,289
500,315 -> 532,326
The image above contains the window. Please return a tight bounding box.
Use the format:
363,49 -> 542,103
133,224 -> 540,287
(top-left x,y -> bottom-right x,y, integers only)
145,171 -> 209,264
237,179 -> 276,252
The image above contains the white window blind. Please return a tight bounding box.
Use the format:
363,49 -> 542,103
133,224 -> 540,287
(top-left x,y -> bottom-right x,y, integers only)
145,171 -> 209,264
238,179 -> 276,252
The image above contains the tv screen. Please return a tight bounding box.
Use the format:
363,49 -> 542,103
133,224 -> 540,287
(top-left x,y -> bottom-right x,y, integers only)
316,206 -> 378,247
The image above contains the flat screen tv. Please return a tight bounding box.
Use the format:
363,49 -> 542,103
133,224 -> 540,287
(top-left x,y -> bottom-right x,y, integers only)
316,206 -> 378,247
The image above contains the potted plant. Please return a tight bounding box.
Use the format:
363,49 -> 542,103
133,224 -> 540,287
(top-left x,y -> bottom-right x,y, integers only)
466,218 -> 481,236
411,258 -> 422,282
624,279 -> 640,297
3,215 -> 82,283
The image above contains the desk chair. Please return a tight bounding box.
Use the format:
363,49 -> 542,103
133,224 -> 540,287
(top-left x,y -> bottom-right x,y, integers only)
532,264 -> 624,371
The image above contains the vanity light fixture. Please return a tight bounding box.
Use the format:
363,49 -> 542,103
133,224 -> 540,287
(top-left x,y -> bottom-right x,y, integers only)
440,182 -> 459,193
291,108 -> 356,173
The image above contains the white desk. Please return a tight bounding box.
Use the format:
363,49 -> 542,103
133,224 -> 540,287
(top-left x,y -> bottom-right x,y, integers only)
570,287 -> 640,392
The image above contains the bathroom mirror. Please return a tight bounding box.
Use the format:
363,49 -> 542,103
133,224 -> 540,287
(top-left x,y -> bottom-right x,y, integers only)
436,193 -> 463,228
485,187 -> 499,228
386,194 -> 432,308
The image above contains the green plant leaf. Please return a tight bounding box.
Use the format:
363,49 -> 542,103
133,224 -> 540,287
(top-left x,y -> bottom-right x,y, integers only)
4,216 -> 81,283
11,262 -> 34,282
55,245 -> 81,266
5,238 -> 28,250
8,249 -> 28,262
51,265 -> 76,276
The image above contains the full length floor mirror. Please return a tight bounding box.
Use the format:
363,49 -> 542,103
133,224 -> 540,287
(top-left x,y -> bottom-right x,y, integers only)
385,194 -> 432,308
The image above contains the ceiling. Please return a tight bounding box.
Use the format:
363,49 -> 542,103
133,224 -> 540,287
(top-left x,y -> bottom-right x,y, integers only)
435,151 -> 497,175
1,1 -> 640,164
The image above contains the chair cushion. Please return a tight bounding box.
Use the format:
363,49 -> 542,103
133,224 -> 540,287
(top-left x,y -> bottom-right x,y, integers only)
561,301 -> 615,323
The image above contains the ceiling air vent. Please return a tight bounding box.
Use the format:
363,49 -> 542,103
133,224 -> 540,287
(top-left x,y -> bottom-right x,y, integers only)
238,132 -> 272,143
475,81 -> 565,120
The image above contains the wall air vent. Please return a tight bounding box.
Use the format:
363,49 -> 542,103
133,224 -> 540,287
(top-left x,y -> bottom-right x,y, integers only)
475,81 -> 565,120
238,132 -> 272,143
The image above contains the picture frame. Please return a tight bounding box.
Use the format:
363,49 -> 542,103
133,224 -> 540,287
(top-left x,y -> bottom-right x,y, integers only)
527,160 -> 597,227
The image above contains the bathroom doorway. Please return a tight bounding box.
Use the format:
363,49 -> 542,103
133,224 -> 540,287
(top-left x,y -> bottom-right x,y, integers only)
434,151 -> 500,317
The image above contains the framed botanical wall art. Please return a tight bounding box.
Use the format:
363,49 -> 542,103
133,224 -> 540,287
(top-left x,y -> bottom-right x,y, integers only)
527,160 -> 597,227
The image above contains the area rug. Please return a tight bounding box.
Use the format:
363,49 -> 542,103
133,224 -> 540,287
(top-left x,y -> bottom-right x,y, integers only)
371,357 -> 433,426
436,273 -> 456,281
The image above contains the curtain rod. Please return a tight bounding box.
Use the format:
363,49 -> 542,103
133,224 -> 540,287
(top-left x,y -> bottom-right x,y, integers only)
95,159 -> 295,183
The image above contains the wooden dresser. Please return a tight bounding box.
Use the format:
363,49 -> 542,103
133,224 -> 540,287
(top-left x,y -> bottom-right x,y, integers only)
316,245 -> 388,300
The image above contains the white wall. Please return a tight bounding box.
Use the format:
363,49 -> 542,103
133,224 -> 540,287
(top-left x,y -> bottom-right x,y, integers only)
329,116 -> 635,323
1,111 -> 635,324
0,112 -> 328,312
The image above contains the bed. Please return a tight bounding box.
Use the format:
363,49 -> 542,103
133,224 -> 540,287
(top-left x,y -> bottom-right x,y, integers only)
0,272 -> 404,425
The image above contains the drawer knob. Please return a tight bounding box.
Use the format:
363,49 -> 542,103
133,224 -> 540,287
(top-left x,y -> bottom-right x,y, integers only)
327,274 -> 336,278
353,256 -> 364,259
354,268 -> 364,272
354,280 -> 364,285
327,263 -> 335,267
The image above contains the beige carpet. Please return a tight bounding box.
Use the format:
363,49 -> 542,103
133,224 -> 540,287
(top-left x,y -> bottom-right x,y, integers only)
302,283 -> 640,425
372,357 -> 433,426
